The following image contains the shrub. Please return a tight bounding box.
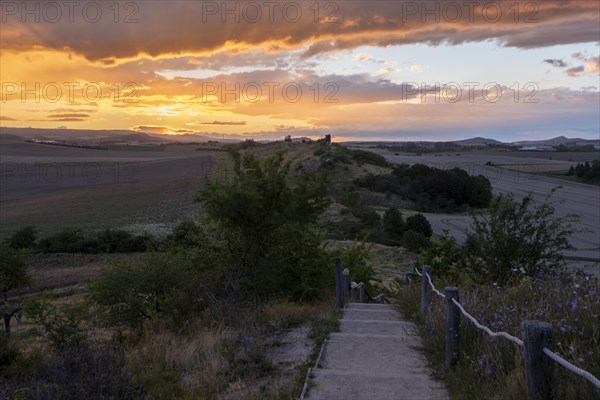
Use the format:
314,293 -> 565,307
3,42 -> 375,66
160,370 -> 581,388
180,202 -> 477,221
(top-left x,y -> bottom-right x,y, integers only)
463,189 -> 579,285
89,251 -> 203,329
25,300 -> 87,353
5,226 -> 38,249
167,220 -> 205,248
198,152 -> 332,303
401,230 -> 430,253
383,207 -> 405,238
405,213 -> 433,238
334,242 -> 378,291
0,245 -> 31,302
350,149 -> 389,167
354,163 -> 493,212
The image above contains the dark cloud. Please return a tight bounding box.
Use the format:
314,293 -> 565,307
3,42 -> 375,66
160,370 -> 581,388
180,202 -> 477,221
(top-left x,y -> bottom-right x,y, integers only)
2,1 -> 598,62
0,116 -> 17,121
544,58 -> 567,68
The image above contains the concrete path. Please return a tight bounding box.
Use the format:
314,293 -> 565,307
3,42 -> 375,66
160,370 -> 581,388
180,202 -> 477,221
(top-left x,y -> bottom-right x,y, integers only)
306,303 -> 449,400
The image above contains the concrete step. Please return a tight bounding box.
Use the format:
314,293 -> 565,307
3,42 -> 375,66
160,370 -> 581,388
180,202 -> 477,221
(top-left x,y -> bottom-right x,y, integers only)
320,333 -> 428,372
345,303 -> 394,311
342,308 -> 399,321
307,368 -> 449,400
339,319 -> 417,336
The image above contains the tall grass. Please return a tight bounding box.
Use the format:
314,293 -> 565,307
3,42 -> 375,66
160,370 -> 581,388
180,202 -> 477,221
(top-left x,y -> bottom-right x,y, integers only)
392,271 -> 600,399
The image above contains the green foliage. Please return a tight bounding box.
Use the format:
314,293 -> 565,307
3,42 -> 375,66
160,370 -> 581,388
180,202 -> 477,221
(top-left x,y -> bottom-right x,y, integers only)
464,189 -> 579,286
568,160 -> 600,183
392,271 -> 600,400
198,152 -> 332,302
89,251 -> 204,329
5,226 -> 38,249
350,149 -> 389,167
0,245 -> 31,300
401,230 -> 430,253
405,213 -> 433,238
383,207 -> 405,239
38,228 -> 152,254
418,232 -> 465,281
334,242 -> 378,290
25,299 -> 87,353
165,220 -> 206,249
354,163 -> 493,212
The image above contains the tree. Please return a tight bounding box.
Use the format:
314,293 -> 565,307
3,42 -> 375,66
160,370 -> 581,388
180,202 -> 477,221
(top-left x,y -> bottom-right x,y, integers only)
1,246 -> 31,335
383,207 -> 405,236
405,214 -> 433,238
198,152 -> 331,302
464,176 -> 492,208
463,189 -> 579,285
566,165 -> 575,176
401,230 -> 430,253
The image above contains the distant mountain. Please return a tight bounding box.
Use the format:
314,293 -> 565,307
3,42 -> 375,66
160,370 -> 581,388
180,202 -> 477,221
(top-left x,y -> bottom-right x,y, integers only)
0,127 -> 240,144
0,127 -> 136,141
0,133 -> 26,144
95,132 -> 174,143
451,137 -> 503,145
511,136 -> 589,146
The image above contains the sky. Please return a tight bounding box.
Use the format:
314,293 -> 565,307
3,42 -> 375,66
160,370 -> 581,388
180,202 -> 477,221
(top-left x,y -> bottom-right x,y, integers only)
1,0 -> 599,142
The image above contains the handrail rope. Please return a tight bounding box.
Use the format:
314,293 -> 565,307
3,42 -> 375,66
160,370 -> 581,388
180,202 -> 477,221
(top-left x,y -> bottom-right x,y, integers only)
450,297 -> 524,347
542,347 -> 600,390
413,265 -> 423,277
425,272 -> 446,298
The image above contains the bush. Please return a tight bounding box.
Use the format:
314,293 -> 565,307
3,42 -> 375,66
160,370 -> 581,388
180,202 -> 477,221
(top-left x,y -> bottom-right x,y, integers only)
334,242 -> 378,291
167,220 -> 205,248
383,207 -> 405,237
5,226 -> 38,249
38,228 -> 152,254
25,300 -> 87,353
350,149 -> 389,167
89,251 -> 203,329
401,230 -> 430,253
198,152 -> 332,303
354,163 -> 493,212
0,245 -> 31,301
463,189 -> 579,285
405,213 -> 433,238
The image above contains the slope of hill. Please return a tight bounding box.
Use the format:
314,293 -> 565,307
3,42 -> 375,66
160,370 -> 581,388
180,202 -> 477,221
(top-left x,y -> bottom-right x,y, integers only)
452,137 -> 503,145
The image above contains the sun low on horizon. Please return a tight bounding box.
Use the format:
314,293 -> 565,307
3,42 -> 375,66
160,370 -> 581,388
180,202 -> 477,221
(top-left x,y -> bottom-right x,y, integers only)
1,1 -> 599,142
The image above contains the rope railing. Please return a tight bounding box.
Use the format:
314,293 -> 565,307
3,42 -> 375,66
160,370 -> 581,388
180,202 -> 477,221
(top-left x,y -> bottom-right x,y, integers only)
413,265 -> 600,394
450,297 -> 524,347
543,347 -> 600,389
425,271 -> 446,299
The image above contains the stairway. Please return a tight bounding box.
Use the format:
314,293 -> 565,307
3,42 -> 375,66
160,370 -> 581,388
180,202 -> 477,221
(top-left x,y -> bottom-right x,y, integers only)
306,303 -> 449,400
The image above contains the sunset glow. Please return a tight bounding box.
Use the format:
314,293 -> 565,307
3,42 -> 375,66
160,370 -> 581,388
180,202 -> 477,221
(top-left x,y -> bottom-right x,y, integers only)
1,1 -> 599,141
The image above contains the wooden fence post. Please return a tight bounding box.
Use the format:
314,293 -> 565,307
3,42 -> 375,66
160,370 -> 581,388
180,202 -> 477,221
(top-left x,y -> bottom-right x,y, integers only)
405,272 -> 411,288
335,258 -> 344,308
420,265 -> 431,319
359,283 -> 365,303
523,321 -> 553,400
342,268 -> 350,301
444,287 -> 460,368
